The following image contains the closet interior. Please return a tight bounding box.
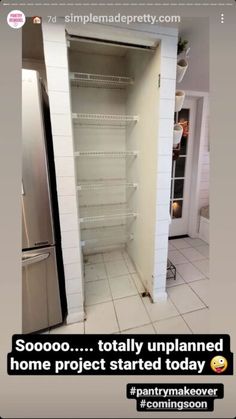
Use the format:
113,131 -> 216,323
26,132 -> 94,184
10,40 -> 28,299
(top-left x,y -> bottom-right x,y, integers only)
68,36 -> 161,291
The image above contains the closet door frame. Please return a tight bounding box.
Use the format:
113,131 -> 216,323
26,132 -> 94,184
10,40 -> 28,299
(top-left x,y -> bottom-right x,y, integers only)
169,98 -> 196,237
182,91 -> 209,239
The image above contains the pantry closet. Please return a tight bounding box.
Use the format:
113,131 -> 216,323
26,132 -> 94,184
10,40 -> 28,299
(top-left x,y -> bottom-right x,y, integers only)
68,36 -> 161,292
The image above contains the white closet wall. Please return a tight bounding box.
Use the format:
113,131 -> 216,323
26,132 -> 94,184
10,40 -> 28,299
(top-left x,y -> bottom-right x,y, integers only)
68,39 -> 169,298
125,48 -> 161,290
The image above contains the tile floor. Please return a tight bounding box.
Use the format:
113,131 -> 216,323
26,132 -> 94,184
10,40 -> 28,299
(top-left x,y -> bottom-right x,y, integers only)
49,238 -> 210,335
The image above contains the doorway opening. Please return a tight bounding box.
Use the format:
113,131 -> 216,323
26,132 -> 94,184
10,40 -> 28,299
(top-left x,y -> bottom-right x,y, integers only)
169,97 -> 197,237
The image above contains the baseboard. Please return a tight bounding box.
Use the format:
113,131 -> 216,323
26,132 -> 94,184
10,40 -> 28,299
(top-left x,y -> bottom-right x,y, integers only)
169,234 -> 189,240
152,289 -> 168,302
66,309 -> 85,324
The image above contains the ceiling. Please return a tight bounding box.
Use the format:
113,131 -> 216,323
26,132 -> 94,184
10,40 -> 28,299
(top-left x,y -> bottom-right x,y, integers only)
22,17 -> 209,91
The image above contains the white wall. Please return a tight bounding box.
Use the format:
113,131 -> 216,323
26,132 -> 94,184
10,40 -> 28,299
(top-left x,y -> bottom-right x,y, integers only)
42,23 -> 84,324
153,36 -> 178,301
125,34 -> 178,302
125,47 -> 160,297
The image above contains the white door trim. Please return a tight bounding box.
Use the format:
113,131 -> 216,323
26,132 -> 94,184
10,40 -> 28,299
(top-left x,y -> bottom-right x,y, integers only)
186,90 -> 209,238
169,98 -> 197,237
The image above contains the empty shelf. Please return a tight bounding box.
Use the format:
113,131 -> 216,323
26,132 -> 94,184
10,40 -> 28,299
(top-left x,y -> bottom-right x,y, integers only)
81,224 -> 127,232
81,234 -> 133,247
77,180 -> 137,190
72,113 -> 139,126
70,72 -> 133,89
74,151 -> 138,158
79,212 -> 137,223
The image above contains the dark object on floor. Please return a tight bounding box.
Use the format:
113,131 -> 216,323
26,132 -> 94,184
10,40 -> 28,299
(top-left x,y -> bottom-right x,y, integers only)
167,259 -> 176,281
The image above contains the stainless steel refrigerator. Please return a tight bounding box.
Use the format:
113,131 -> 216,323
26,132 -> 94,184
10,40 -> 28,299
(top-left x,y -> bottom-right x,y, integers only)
22,69 -> 66,333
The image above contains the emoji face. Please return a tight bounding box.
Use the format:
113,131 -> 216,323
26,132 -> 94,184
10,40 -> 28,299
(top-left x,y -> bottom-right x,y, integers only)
210,356 -> 228,373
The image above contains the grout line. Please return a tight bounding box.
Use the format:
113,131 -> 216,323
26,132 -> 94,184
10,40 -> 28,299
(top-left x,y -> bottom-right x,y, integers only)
167,278 -> 205,312
138,294 -> 159,325
167,275 -> 207,310
107,250 -> 153,330
179,314 -> 194,334
177,246 -> 207,263
103,252 -> 121,332
122,250 -> 147,293
85,288 -> 140,306
120,322 -> 156,334
187,281 -> 208,309
171,243 -> 192,251
181,307 -> 210,334
153,313 -> 192,334
191,261 -> 209,277
178,305 -> 209,317
166,292 -> 194,334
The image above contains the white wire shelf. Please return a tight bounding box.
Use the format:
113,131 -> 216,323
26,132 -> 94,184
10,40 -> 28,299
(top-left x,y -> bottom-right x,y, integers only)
74,151 -> 138,158
70,72 -> 134,89
79,212 -> 137,224
77,180 -> 138,191
81,223 -> 127,231
72,113 -> 139,126
81,234 -> 133,247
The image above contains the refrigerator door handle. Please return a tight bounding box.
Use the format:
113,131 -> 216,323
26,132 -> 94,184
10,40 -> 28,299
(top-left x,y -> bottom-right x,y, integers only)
22,252 -> 50,267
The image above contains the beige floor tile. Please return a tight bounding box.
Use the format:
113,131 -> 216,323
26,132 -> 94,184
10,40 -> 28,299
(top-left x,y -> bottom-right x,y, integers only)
195,245 -> 209,258
85,262 -> 107,282
85,279 -> 112,306
176,262 -> 205,283
168,284 -> 205,314
84,253 -> 103,264
193,259 -> 209,277
114,295 -> 150,330
131,273 -> 146,293
143,296 -> 179,322
109,275 -> 137,299
189,279 -> 209,306
121,324 -> 156,334
153,316 -> 192,334
168,250 -> 189,265
184,238 -> 206,247
183,308 -> 210,333
180,247 -> 206,262
168,241 -> 176,251
85,302 -> 119,334
103,250 -> 124,262
166,272 -> 185,288
122,252 -> 136,273
50,322 -> 84,334
105,259 -> 129,278
171,238 -> 191,250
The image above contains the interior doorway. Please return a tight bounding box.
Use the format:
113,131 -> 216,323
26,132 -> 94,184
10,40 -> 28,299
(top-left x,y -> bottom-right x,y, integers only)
169,97 -> 197,237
